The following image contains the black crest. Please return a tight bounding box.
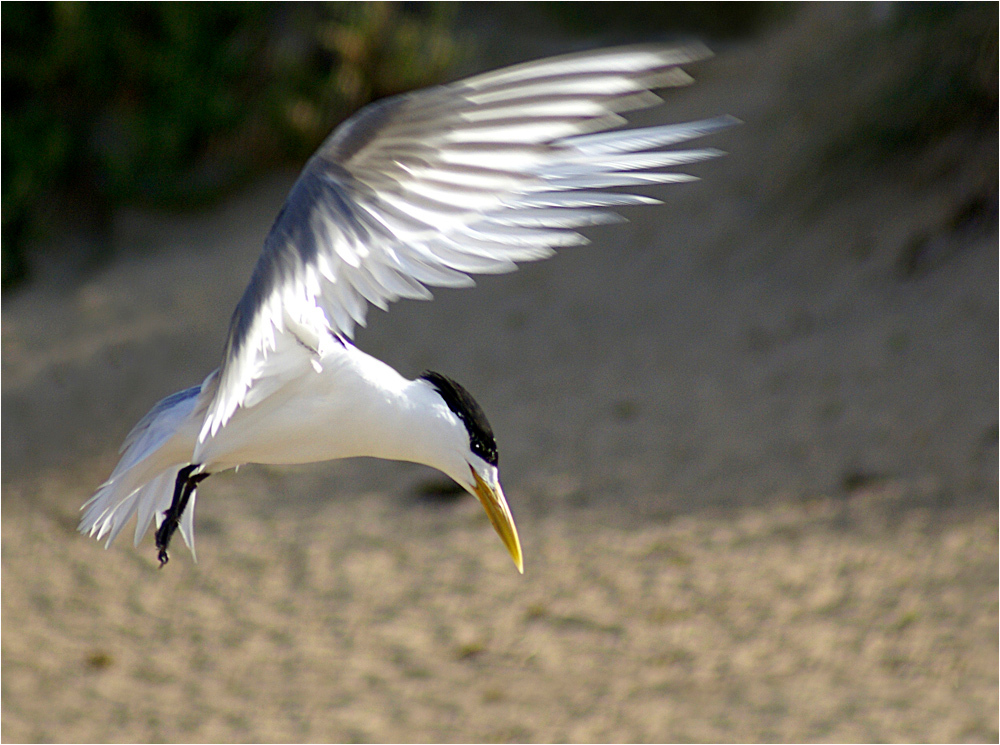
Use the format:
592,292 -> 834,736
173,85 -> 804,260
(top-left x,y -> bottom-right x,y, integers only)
420,371 -> 498,466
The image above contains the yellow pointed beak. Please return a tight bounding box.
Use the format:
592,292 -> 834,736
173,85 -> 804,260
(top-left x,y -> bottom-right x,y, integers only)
470,466 -> 523,574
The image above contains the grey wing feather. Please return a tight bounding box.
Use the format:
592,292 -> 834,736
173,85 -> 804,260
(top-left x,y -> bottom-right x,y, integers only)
200,43 -> 736,441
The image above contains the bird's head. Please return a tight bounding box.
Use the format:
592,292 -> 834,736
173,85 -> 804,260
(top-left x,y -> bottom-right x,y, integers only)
418,371 -> 523,574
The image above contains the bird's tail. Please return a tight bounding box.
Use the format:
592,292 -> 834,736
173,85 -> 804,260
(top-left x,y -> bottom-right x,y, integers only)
79,374 -> 215,557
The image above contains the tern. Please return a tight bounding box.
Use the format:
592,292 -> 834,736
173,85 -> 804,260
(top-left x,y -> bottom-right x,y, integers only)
80,43 -> 733,573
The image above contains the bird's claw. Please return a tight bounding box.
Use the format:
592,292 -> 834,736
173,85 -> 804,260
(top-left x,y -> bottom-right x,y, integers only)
155,512 -> 175,568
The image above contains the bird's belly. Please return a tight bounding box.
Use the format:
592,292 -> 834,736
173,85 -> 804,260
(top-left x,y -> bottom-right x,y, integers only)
203,411 -> 373,469
197,378 -> 408,470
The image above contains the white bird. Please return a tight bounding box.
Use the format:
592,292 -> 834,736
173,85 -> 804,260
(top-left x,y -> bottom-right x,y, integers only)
79,43 -> 734,573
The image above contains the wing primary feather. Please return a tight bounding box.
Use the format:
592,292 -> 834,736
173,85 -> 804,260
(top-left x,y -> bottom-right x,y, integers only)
459,43 -> 711,89
489,208 -> 624,229
565,115 -> 739,155
510,192 -> 663,208
551,148 -> 725,175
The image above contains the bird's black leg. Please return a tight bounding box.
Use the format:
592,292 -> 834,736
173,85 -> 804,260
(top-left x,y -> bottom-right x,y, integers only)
156,464 -> 209,567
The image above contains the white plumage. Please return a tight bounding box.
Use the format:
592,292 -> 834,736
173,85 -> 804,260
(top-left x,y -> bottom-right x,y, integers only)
80,43 -> 734,572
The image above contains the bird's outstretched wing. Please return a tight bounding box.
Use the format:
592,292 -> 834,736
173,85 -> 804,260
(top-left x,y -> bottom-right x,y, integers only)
201,43 -> 735,441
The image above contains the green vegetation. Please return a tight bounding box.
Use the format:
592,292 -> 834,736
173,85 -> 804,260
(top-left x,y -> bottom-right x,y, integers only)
829,4 -> 998,165
2,2 -> 457,287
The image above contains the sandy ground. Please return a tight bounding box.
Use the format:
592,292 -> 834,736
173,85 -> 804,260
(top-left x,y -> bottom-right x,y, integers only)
3,6 -> 997,743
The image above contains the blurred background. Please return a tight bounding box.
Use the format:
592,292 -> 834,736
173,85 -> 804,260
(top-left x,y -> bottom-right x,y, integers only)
3,2 -> 997,742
